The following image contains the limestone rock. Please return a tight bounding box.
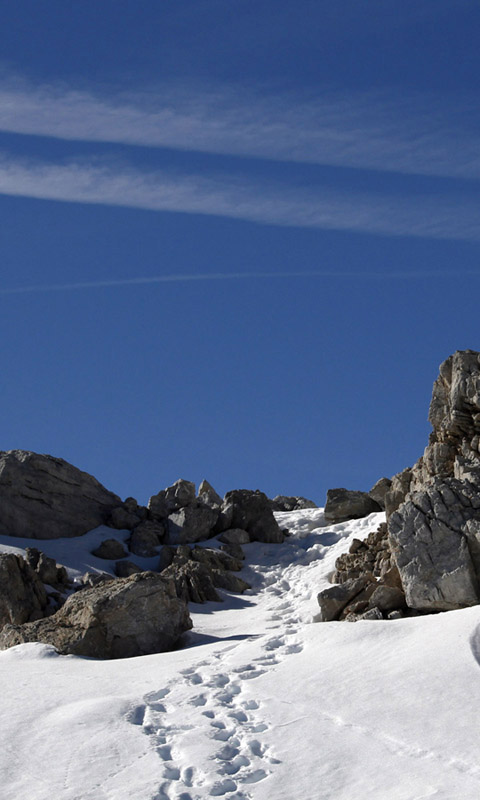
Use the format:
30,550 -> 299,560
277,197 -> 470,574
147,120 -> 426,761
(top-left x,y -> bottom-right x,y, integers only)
198,480 -> 223,508
217,528 -> 251,545
114,560 -> 143,578
162,561 -> 221,604
167,505 -> 219,544
190,546 -> 243,573
324,488 -> 381,524
128,520 -> 165,556
270,495 -> 317,512
0,450 -> 121,539
24,548 -> 69,590
368,478 -> 392,511
0,553 -> 47,628
91,539 -> 128,560
384,468 -> 412,519
317,576 -> 373,622
0,572 -> 192,659
108,506 -> 141,530
221,490 -> 284,543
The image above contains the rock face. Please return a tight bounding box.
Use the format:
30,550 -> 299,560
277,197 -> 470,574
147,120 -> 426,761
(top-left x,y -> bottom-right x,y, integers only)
0,450 -> 121,539
0,572 -> 192,659
0,553 -> 48,627
324,488 -> 381,524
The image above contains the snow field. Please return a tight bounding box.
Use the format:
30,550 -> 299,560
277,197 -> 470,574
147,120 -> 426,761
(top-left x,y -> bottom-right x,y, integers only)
0,508 -> 480,799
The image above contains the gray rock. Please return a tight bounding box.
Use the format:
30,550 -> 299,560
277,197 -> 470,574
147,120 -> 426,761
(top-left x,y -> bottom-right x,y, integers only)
0,572 -> 192,659
317,576 -> 373,622
165,479 -> 196,512
221,490 -> 284,543
128,520 -> 165,557
367,584 -> 406,613
167,505 -> 219,544
114,560 -> 143,578
217,528 -> 251,545
388,478 -> 480,611
270,495 -> 317,511
220,543 -> 245,561
25,548 -> 69,589
368,478 -> 392,511
190,546 -> 243,573
324,488 -> 381,524
359,607 -> 384,621
0,553 -> 47,628
108,506 -> 141,530
79,572 -> 114,589
198,479 -> 223,508
0,450 -> 121,539
162,561 -> 221,604
210,570 -> 251,594
385,468 -> 412,519
147,490 -> 169,520
91,539 -> 128,560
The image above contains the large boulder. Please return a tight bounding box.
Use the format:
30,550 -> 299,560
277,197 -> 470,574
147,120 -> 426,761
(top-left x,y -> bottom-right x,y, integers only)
167,505 -> 219,544
220,490 -> 284,543
0,572 -> 192,659
324,488 -> 381,524
269,495 -> 317,512
148,479 -> 196,521
0,450 -> 121,539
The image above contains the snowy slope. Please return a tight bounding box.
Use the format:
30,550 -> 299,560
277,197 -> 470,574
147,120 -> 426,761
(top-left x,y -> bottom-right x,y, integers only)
1,509 -> 480,800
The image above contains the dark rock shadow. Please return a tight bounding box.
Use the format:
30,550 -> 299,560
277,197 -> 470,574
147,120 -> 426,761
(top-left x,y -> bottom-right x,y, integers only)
469,622 -> 480,668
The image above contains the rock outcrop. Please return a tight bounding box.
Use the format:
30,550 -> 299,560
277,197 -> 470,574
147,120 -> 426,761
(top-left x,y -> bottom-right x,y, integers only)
320,350 -> 480,620
0,572 -> 192,659
0,450 -> 121,539
324,488 -> 381,524
0,553 -> 48,627
269,496 -> 317,512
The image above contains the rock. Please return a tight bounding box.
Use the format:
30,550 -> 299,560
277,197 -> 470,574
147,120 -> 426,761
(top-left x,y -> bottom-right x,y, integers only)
128,520 -> 165,557
210,570 -> 251,594
388,478 -> 480,611
0,553 -> 47,628
24,548 -> 69,589
359,607 -> 384,621
108,506 -> 141,530
167,505 -> 219,544
324,488 -> 381,524
332,524 -> 391,584
79,572 -> 114,589
217,528 -> 251,545
220,543 -> 245,561
368,478 -> 392,510
165,479 -> 196,512
162,561 -> 221,604
384,468 -> 412,519
270,496 -> 317,512
221,490 -> 284,543
198,480 -> 223,508
367,585 -> 406,613
0,572 -> 192,659
190,546 -> 243,573
0,450 -> 121,539
114,560 -> 143,578
148,490 -> 169,520
91,539 -> 128,560
317,576 -> 374,622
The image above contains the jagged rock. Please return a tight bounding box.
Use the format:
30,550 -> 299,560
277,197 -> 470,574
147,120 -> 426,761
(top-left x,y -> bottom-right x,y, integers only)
368,478 -> 392,511
217,528 -> 251,545
190,546 -> 243,573
147,490 -> 169,520
210,570 -> 251,594
162,561 -> 221,604
0,450 -> 121,539
324,488 -> 381,524
367,585 -> 406,613
388,477 -> 480,611
79,572 -> 114,589
0,553 -> 47,627
165,479 -> 197,511
198,480 -> 223,508
270,496 -> 317,512
0,572 -> 192,659
167,505 -> 219,544
385,468 -> 412,519
221,490 -> 284,543
114,560 -> 143,578
91,539 -> 128,560
331,524 -> 391,584
24,548 -> 69,589
317,576 -> 374,621
108,506 -> 141,530
128,520 -> 165,556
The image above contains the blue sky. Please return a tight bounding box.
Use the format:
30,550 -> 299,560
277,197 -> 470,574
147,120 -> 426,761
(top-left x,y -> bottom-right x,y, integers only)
1,0 -> 479,505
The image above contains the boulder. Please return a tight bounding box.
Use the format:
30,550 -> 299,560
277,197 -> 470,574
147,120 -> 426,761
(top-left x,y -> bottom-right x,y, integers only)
324,488 -> 381,524
167,505 -> 219,544
128,520 -> 165,557
221,490 -> 284,543
384,468 -> 412,519
368,478 -> 392,511
270,495 -> 317,511
24,548 -> 69,589
162,560 -> 221,604
317,576 -> 374,622
217,528 -> 251,545
0,553 -> 47,628
148,480 -> 198,522
108,506 -> 141,530
0,450 -> 121,539
91,539 -> 128,560
114,560 -> 143,578
0,572 -> 192,659
190,546 -> 243,573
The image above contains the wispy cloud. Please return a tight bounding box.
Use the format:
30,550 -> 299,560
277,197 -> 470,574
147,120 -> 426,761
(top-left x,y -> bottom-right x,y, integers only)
0,152 -> 479,241
2,268 -> 480,297
0,74 -> 479,180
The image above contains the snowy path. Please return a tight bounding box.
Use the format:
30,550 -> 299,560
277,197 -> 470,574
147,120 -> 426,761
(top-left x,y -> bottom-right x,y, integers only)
1,509 -> 480,799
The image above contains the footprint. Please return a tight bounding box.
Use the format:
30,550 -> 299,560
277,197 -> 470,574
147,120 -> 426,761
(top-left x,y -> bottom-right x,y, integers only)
283,643 -> 303,654
181,766 -> 196,787
208,674 -> 230,688
228,710 -> 248,723
126,705 -> 146,725
163,765 -> 180,780
210,778 -> 237,795
216,743 -> 240,760
187,673 -> 203,685
241,700 -> 259,710
146,688 -> 170,702
157,744 -> 173,761
240,769 -> 269,784
189,694 -> 207,707
237,669 -> 266,680
217,755 -> 250,775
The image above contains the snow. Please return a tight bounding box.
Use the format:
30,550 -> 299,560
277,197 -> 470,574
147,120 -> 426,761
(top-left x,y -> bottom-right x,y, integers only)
1,508 -> 480,799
